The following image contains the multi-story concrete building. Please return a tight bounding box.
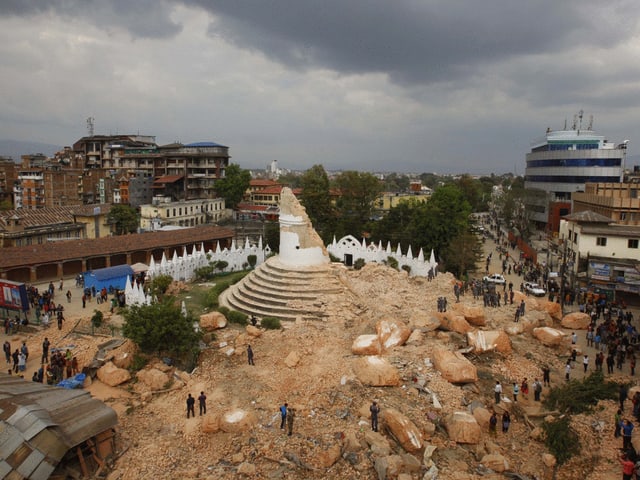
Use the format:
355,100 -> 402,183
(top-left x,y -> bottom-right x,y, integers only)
72,134 -> 157,169
560,210 -> 640,300
524,113 -> 627,229
0,157 -> 17,207
118,142 -> 229,201
572,182 -> 640,226
139,196 -> 226,230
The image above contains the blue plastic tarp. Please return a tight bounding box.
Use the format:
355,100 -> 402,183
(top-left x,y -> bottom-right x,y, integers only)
58,373 -> 86,389
83,265 -> 134,292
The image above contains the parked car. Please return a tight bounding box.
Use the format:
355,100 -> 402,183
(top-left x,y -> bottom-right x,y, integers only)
524,282 -> 546,297
483,273 -> 506,285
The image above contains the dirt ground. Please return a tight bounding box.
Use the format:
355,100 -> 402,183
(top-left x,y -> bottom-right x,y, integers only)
6,254 -> 637,480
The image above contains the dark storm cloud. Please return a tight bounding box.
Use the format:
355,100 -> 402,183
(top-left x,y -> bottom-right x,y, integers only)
187,0 -> 639,85
0,0 -> 182,39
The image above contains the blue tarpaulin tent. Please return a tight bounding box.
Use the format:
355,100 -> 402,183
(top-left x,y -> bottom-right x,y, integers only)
82,265 -> 134,292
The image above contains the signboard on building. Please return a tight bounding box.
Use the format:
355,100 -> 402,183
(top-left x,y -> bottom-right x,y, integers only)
589,262 -> 611,281
0,280 -> 29,312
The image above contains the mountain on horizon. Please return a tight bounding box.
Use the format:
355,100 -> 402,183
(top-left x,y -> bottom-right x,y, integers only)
0,139 -> 61,162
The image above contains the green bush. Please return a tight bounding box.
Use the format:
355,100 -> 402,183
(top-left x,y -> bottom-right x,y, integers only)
129,354 -> 149,373
91,310 -> 104,328
247,255 -> 257,268
149,274 -> 173,295
542,416 -> 580,466
385,256 -> 399,270
329,253 -> 341,262
214,260 -> 229,272
543,371 -> 620,414
217,306 -> 230,317
261,317 -> 282,329
204,280 -> 231,309
227,310 -> 248,325
194,265 -> 216,281
353,258 -> 366,270
401,265 -> 411,274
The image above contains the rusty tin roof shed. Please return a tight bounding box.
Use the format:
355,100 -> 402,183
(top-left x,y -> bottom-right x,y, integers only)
0,374 -> 117,479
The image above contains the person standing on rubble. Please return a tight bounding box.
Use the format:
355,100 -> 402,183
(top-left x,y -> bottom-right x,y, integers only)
186,394 -> 196,418
280,403 -> 288,430
247,345 -> 255,365
370,401 -> 380,432
198,391 -> 207,416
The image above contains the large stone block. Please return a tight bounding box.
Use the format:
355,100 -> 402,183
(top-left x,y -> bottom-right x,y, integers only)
376,320 -> 412,350
199,312 -> 227,331
431,348 -> 478,384
438,311 -> 473,334
444,411 -> 482,444
96,361 -> 131,387
352,334 -> 382,355
466,330 -> 512,354
533,327 -> 566,347
452,303 -> 486,326
381,408 -> 423,453
353,356 -> 401,386
561,312 -> 591,330
220,409 -> 258,433
136,367 -> 171,391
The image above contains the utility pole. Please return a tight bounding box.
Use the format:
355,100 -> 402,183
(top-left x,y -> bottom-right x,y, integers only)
559,236 -> 568,316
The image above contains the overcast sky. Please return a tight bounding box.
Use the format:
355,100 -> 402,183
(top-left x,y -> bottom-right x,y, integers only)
1,0 -> 639,174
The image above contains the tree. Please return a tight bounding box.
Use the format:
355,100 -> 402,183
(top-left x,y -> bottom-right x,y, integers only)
215,163 -> 251,210
299,164 -> 334,242
122,297 -> 201,355
148,274 -> 173,296
441,231 -> 484,279
407,184 -> 472,259
107,204 -> 139,235
334,171 -> 382,238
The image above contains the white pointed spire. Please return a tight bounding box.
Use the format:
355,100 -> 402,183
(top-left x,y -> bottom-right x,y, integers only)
395,244 -> 402,257
417,248 -> 425,262
406,245 -> 413,259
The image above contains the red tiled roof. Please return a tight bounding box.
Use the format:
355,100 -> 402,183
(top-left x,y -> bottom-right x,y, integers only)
153,175 -> 184,184
254,186 -> 284,195
0,225 -> 234,269
250,179 -> 280,187
237,204 -> 270,212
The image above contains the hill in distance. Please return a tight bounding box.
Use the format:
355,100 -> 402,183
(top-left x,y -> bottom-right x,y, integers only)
0,139 -> 62,161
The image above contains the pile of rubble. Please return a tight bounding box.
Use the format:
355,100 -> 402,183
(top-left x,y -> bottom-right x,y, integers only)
63,262 -> 627,480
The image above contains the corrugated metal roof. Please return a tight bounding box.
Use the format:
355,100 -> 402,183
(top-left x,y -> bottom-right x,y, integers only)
0,374 -> 117,479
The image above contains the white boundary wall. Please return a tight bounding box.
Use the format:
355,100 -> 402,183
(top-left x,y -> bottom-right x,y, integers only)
145,234 -> 437,283
146,237 -> 269,282
326,235 -> 438,277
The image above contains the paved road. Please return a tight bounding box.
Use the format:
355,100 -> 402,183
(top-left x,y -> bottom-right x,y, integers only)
479,227 -> 640,384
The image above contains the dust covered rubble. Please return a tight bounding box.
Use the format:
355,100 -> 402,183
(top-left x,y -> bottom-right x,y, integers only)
104,263 -> 617,480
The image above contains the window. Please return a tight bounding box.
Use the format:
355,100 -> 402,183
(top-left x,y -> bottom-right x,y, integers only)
621,212 -> 627,220
596,237 -> 607,246
574,233 -> 578,244
629,239 -> 639,249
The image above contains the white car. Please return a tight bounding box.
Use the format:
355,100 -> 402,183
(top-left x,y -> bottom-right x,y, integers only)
524,282 -> 546,297
483,274 -> 506,285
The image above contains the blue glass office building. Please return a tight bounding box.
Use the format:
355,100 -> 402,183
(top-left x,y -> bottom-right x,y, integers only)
525,127 -> 625,201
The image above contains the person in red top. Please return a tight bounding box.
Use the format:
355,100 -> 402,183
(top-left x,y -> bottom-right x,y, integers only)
620,454 -> 635,480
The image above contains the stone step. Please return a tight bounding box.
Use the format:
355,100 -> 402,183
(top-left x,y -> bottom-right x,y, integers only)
249,269 -> 343,295
225,287 -> 327,321
218,257 -> 345,321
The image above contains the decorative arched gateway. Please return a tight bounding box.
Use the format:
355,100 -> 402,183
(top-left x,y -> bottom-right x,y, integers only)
0,226 -> 234,283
